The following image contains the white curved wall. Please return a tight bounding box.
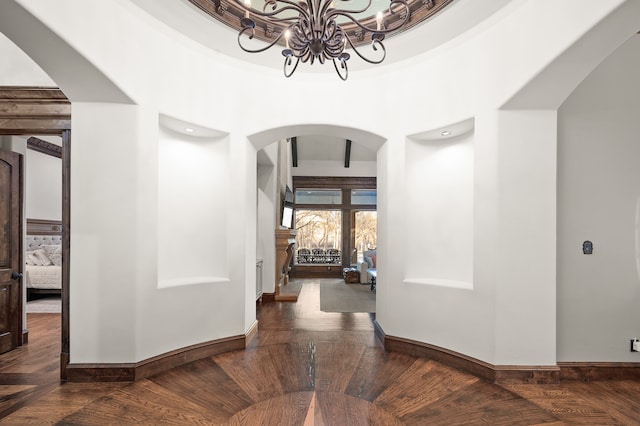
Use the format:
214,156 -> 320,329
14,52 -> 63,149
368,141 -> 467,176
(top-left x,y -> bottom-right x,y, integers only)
558,36 -> 640,362
2,0 -> 639,366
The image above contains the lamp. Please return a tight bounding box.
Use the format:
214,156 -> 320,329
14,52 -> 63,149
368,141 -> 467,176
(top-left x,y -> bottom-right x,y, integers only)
237,0 -> 410,80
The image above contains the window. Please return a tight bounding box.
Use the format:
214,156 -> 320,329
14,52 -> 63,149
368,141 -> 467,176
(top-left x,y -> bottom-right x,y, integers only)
355,211 -> 377,262
295,189 -> 342,204
295,210 -> 342,264
292,177 -> 376,273
351,189 -> 377,205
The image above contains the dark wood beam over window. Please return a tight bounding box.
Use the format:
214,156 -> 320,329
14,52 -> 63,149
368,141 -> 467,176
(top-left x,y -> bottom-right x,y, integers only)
291,136 -> 298,168
344,139 -> 351,168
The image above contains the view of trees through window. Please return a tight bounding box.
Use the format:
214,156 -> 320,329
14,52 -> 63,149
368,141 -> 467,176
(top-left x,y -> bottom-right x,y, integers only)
355,211 -> 377,260
295,210 -> 342,252
292,179 -> 377,268
294,209 -> 377,265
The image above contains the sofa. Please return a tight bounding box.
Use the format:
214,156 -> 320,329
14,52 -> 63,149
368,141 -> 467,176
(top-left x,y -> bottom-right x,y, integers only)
357,250 -> 376,285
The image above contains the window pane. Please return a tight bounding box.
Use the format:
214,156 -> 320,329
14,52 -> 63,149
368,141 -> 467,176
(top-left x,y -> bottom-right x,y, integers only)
351,189 -> 377,205
294,210 -> 342,264
355,211 -> 377,262
295,189 -> 342,204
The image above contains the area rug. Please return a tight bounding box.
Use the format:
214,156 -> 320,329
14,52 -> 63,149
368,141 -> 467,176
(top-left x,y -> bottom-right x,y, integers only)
26,297 -> 61,313
280,280 -> 303,298
320,282 -> 376,313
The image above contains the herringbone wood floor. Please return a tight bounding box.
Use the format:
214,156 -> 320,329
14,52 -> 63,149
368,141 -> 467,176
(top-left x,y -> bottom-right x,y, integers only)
0,280 -> 639,424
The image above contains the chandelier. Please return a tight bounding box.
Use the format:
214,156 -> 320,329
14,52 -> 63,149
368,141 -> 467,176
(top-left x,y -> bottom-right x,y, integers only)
188,0 -> 454,80
236,0 -> 410,80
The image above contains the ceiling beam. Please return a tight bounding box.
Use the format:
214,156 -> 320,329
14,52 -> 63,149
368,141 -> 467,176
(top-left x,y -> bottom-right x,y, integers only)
291,137 -> 298,167
27,136 -> 62,158
344,139 -> 351,168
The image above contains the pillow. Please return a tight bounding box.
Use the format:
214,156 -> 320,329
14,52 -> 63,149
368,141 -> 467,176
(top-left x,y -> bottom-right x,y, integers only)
364,256 -> 374,268
41,244 -> 62,266
26,250 -> 39,266
27,249 -> 53,266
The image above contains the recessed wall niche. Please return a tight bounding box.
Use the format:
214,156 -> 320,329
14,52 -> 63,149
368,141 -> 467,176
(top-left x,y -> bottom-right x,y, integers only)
404,121 -> 474,289
157,117 -> 229,288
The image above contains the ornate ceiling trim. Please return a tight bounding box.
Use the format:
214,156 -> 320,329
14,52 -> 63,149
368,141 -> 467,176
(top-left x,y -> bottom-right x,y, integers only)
188,0 -> 454,47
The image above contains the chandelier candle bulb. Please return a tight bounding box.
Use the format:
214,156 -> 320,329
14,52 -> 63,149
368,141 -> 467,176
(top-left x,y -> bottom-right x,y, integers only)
244,0 -> 251,18
285,29 -> 291,50
376,11 -> 383,31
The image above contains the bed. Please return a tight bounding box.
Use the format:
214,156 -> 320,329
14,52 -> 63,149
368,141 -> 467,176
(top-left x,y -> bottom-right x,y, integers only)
25,235 -> 62,298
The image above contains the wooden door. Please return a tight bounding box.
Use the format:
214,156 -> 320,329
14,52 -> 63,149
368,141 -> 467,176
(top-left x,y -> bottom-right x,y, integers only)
0,149 -> 22,354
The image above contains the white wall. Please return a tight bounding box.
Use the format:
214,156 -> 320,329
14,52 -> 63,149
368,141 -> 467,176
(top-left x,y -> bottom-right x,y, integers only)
0,136 -> 62,221
2,0 -> 639,367
557,36 -> 640,362
257,143 -> 277,294
0,32 -> 54,86
26,144 -> 62,221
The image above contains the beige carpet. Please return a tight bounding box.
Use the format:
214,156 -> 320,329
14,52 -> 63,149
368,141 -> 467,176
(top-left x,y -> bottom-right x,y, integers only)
320,281 -> 376,313
26,296 -> 61,313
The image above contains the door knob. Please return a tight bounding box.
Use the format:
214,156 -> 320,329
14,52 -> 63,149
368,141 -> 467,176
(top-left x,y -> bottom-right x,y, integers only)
11,272 -> 22,280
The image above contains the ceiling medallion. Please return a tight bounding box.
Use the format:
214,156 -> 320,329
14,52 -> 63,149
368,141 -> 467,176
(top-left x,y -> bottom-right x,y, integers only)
189,0 -> 454,80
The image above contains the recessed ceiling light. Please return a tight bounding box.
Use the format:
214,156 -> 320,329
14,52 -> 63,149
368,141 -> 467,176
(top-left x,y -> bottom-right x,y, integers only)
185,128 -> 195,133
441,130 -> 452,136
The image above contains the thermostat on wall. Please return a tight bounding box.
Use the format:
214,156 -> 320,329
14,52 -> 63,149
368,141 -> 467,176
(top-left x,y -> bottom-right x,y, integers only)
582,240 -> 593,255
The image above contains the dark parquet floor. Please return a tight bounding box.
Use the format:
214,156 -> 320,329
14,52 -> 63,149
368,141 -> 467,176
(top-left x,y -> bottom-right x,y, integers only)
0,279 -> 639,424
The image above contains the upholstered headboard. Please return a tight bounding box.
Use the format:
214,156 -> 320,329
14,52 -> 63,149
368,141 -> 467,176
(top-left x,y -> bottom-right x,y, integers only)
27,235 -> 62,251
26,218 -> 62,251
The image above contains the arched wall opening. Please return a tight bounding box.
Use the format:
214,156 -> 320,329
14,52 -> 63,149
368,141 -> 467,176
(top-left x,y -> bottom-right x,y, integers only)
247,124 -> 386,299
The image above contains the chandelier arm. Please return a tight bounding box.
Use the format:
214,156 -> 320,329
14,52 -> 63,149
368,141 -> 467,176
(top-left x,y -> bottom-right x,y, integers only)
332,58 -> 348,81
308,0 -> 317,19
324,20 -> 338,40
328,11 -> 407,34
324,26 -> 345,59
263,0 -> 306,14
236,0 -> 309,20
323,0 -> 374,17
318,0 -> 349,18
283,55 -> 301,77
348,38 -> 386,64
238,27 -> 286,54
327,0 -> 410,34
253,6 -> 309,20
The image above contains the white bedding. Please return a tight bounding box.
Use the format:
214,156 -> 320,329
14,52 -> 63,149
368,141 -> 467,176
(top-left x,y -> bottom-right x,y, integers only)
26,265 -> 62,289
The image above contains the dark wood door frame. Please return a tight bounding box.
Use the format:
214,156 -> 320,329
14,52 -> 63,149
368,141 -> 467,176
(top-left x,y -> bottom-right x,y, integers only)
0,87 -> 71,380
